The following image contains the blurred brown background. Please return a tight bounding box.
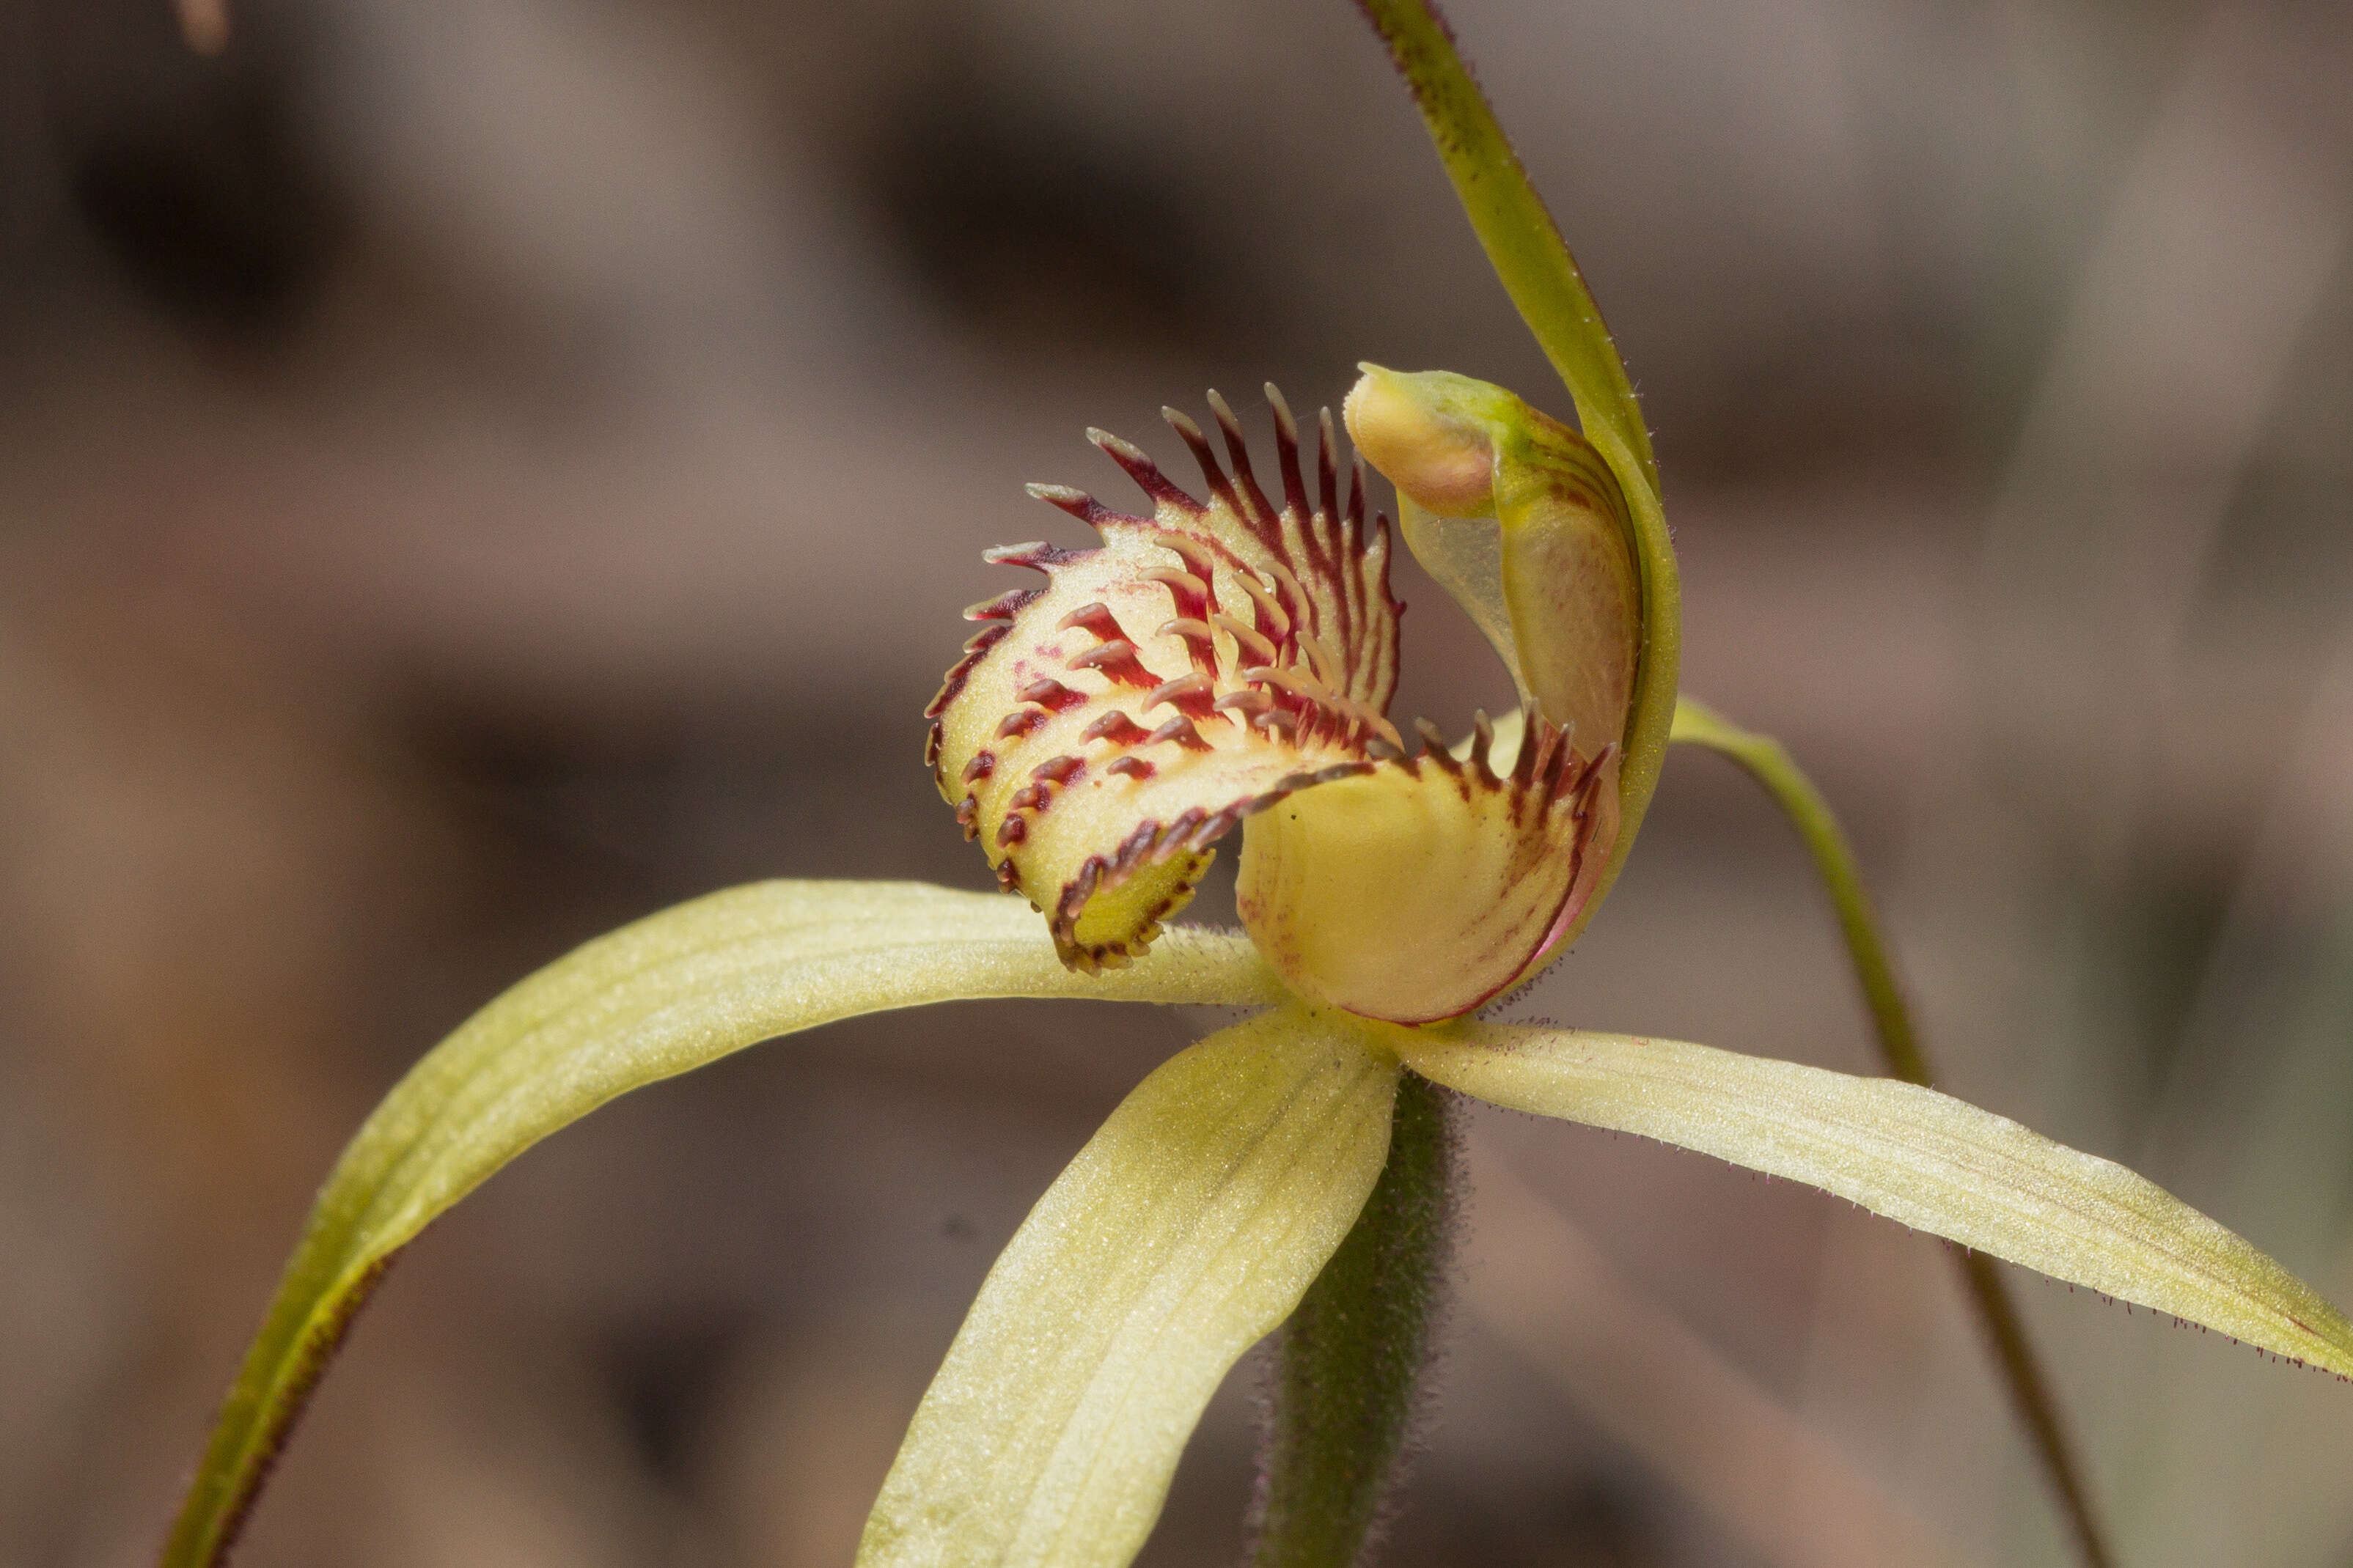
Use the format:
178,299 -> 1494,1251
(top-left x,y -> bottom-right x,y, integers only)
4,0 -> 2351,1564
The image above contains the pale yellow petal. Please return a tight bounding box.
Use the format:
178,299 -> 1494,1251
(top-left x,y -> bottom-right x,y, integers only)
1491,433 -> 1639,768
1394,491 -> 1524,708
1398,1023 -> 2353,1377
161,880 -> 1280,1568
859,1006 -> 1400,1568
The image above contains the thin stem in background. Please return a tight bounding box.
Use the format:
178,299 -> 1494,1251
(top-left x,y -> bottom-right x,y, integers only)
1672,696 -> 2115,1568
1250,1072 -> 1458,1568
1464,1135 -> 1975,1568
1353,1 -> 2114,1560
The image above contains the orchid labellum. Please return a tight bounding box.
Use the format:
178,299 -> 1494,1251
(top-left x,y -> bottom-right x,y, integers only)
928,367 -> 1628,1026
156,5 -> 2353,1568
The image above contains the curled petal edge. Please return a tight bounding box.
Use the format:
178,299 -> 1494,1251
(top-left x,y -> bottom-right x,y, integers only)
1238,712 -> 1616,1024
928,391 -> 1403,971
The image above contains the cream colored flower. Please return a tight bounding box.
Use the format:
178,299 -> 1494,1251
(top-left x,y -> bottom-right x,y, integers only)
154,7 -> 2353,1563
157,372 -> 2353,1568
930,369 -> 1635,1024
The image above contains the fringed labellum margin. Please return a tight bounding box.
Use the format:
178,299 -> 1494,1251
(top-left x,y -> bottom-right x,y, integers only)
928,389 -> 1403,973
928,377 -> 1640,1025
1237,710 -> 1609,1023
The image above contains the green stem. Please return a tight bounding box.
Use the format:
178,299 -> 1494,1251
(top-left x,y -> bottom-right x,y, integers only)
1350,0 -> 1655,494
1250,1072 -> 1457,1568
1670,696 -> 2115,1568
1669,699 -> 1929,1082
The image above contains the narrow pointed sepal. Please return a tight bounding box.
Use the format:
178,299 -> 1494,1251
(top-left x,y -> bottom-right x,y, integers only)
1237,716 -> 1613,1023
1396,1024 -> 2353,1377
159,883 -> 1281,1568
857,1005 -> 1401,1568
929,396 -> 1404,971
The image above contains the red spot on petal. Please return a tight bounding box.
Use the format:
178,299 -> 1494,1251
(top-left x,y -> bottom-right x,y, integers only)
1146,715 -> 1212,751
1082,710 -> 1151,746
1141,567 -> 1211,622
1057,602 -> 1128,642
1018,678 -> 1088,713
1146,672 -> 1219,719
1067,639 -> 1163,690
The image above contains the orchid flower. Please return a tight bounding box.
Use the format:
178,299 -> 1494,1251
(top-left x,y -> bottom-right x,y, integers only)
158,6 -> 2353,1568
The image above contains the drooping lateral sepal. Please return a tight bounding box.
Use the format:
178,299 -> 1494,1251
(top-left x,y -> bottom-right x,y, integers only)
155,883 -> 1282,1568
928,390 -> 1405,971
858,1004 -> 1401,1568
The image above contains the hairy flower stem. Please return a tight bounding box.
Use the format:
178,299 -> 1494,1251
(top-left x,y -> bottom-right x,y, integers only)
1250,1071 -> 1457,1568
1672,697 -> 2115,1568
